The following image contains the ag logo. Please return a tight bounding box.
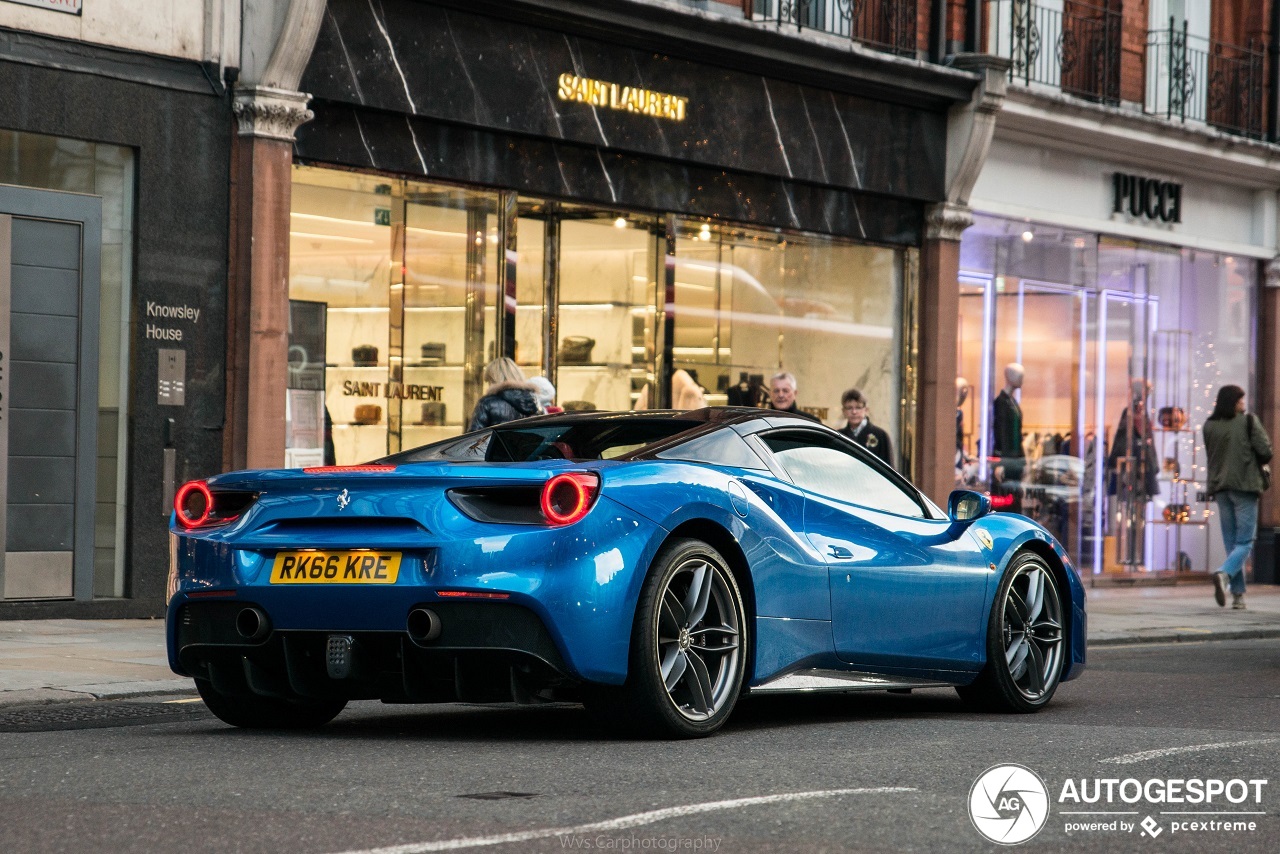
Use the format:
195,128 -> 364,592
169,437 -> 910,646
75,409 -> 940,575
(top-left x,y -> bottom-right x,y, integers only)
336,489 -> 351,511
969,764 -> 1050,845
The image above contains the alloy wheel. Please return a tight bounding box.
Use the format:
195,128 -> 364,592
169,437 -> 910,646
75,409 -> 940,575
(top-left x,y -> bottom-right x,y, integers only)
654,557 -> 742,721
1000,559 -> 1064,702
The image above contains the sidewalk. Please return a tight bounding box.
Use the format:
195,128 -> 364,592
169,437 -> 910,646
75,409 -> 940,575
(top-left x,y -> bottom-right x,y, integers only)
1,584 -> 1278,707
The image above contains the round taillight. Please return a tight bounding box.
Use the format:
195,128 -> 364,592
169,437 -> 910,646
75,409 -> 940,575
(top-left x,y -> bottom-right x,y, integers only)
540,472 -> 599,526
175,480 -> 213,528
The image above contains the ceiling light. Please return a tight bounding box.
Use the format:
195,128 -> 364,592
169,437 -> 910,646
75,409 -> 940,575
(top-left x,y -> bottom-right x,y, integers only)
1021,229 -> 1034,243
614,217 -> 627,229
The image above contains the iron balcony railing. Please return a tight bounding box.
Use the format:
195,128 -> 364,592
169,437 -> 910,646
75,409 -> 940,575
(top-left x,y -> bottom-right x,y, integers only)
745,0 -> 920,58
987,0 -> 1121,105
1146,19 -> 1265,139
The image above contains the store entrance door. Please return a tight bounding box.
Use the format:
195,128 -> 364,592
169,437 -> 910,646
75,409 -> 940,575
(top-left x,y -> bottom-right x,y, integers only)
1089,289 -> 1157,575
0,186 -> 101,601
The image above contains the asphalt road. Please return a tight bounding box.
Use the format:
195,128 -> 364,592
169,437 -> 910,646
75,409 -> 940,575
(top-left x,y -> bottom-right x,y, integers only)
0,639 -> 1277,854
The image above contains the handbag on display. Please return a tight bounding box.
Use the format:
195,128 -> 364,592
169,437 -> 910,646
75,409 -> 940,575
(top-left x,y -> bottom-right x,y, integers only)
558,336 -> 596,365
1158,406 -> 1187,429
353,404 -> 382,425
1162,504 -> 1190,523
420,343 -> 446,365
351,345 -> 379,367
420,401 -> 447,425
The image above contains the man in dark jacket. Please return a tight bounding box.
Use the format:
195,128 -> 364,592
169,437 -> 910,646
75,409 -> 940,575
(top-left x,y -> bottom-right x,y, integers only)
766,371 -> 819,422
838,388 -> 893,468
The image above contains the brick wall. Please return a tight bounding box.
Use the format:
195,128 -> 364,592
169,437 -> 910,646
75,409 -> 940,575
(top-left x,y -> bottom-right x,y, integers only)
1118,0 -> 1148,104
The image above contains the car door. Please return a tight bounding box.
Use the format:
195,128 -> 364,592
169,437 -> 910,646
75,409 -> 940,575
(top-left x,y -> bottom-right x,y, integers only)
755,429 -> 992,674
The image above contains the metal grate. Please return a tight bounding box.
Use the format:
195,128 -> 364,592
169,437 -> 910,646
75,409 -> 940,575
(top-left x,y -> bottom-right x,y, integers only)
0,701 -> 210,733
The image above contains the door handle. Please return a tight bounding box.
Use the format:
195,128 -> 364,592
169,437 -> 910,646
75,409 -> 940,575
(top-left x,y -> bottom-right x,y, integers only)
828,545 -> 854,560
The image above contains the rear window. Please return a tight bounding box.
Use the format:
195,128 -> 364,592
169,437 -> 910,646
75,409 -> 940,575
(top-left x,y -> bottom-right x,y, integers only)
381,419 -> 702,464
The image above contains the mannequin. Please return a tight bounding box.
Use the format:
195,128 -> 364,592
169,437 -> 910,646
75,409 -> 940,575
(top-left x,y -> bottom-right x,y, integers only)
992,363 -> 1025,511
955,376 -> 970,454
1108,377 -> 1159,567
993,363 -> 1024,459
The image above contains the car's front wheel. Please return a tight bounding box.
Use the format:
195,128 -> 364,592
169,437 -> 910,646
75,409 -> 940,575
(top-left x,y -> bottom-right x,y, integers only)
588,538 -> 747,738
195,679 -> 347,729
956,551 -> 1065,713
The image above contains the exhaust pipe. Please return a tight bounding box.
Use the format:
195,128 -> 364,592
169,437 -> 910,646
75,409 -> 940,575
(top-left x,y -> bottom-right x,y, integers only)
235,606 -> 270,642
406,608 -> 442,643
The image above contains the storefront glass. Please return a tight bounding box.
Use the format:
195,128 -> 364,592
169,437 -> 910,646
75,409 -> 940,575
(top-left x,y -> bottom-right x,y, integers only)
0,130 -> 134,599
290,166 -> 905,465
958,214 -> 1257,577
673,220 -> 903,456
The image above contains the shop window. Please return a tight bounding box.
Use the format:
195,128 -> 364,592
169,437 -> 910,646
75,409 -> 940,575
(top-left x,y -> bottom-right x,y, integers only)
673,220 -> 902,462
289,168 -> 503,463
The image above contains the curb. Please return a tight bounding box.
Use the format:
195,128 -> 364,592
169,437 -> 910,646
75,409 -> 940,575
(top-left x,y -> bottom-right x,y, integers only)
0,682 -> 195,710
1089,627 -> 1280,646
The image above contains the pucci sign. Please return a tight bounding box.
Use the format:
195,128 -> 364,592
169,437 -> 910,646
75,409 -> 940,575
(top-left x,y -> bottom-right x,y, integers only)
1113,172 -> 1182,224
2,0 -> 81,14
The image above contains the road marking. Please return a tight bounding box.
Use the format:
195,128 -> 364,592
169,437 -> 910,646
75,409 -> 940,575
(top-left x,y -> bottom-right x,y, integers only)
1100,738 -> 1280,765
162,698 -> 203,705
331,787 -> 917,854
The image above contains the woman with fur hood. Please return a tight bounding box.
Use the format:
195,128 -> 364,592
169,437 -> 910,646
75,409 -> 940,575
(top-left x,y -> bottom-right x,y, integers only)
469,357 -> 541,430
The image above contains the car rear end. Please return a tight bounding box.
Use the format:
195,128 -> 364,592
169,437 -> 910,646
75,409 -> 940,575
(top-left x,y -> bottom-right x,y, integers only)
166,460 -> 663,706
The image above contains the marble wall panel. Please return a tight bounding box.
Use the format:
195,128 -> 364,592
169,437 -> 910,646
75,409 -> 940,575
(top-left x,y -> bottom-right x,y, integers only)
304,0 -> 945,203
295,104 -> 922,245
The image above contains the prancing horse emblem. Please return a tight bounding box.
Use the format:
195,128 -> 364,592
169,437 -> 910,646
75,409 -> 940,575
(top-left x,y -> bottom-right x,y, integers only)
336,489 -> 351,511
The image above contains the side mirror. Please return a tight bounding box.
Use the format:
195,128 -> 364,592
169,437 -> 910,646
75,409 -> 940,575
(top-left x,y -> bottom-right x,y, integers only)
948,490 -> 991,525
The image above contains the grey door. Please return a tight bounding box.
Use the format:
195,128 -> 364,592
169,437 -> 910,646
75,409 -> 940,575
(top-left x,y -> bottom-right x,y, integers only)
0,185 -> 101,600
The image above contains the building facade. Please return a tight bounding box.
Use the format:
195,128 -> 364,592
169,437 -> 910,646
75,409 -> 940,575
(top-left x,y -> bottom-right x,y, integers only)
0,0 -> 235,614
4,0 -> 1279,615
963,0 -> 1280,579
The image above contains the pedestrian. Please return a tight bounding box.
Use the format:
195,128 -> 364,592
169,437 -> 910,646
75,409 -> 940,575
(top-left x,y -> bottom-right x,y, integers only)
767,371 -> 819,421
469,357 -> 541,430
528,375 -> 563,414
838,388 -> 893,467
1203,384 -> 1273,610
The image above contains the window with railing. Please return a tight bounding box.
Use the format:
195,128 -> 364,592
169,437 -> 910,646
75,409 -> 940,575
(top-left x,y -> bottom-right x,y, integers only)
1145,19 -> 1265,139
745,0 -> 920,58
987,0 -> 1121,105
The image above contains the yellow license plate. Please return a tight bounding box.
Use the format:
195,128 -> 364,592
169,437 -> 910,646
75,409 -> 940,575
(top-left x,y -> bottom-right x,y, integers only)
270,550 -> 402,584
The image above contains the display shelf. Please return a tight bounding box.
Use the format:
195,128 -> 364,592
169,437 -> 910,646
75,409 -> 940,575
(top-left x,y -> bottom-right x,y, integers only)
327,364 -> 389,370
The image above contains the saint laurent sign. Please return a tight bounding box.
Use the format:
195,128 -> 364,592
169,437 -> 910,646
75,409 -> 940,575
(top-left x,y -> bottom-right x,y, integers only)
557,73 -> 689,122
1113,173 -> 1182,224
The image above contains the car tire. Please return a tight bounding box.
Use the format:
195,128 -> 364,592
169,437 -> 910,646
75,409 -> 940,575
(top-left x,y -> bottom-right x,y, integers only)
956,551 -> 1066,713
587,538 -> 748,738
195,678 -> 347,729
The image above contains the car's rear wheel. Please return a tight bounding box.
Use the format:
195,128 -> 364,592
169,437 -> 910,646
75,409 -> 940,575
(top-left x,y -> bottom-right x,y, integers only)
957,551 -> 1065,713
195,678 -> 347,729
588,538 -> 747,738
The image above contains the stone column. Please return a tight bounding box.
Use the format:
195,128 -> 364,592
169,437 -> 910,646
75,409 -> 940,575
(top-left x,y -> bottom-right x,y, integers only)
911,55 -> 1007,505
225,87 -> 312,471
916,202 -> 970,506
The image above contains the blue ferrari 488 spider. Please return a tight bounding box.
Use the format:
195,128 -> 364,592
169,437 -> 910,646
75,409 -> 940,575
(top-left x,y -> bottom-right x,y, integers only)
167,408 -> 1085,737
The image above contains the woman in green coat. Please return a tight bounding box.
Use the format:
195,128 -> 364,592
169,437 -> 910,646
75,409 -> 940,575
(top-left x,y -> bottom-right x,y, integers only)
1203,385 -> 1273,609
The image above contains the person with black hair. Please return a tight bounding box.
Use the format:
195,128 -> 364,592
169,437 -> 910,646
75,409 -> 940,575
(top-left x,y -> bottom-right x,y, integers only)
1203,384 -> 1273,610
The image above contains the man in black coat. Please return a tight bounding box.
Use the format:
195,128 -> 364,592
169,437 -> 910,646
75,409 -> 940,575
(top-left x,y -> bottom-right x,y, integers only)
767,371 -> 820,422
838,388 -> 893,468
